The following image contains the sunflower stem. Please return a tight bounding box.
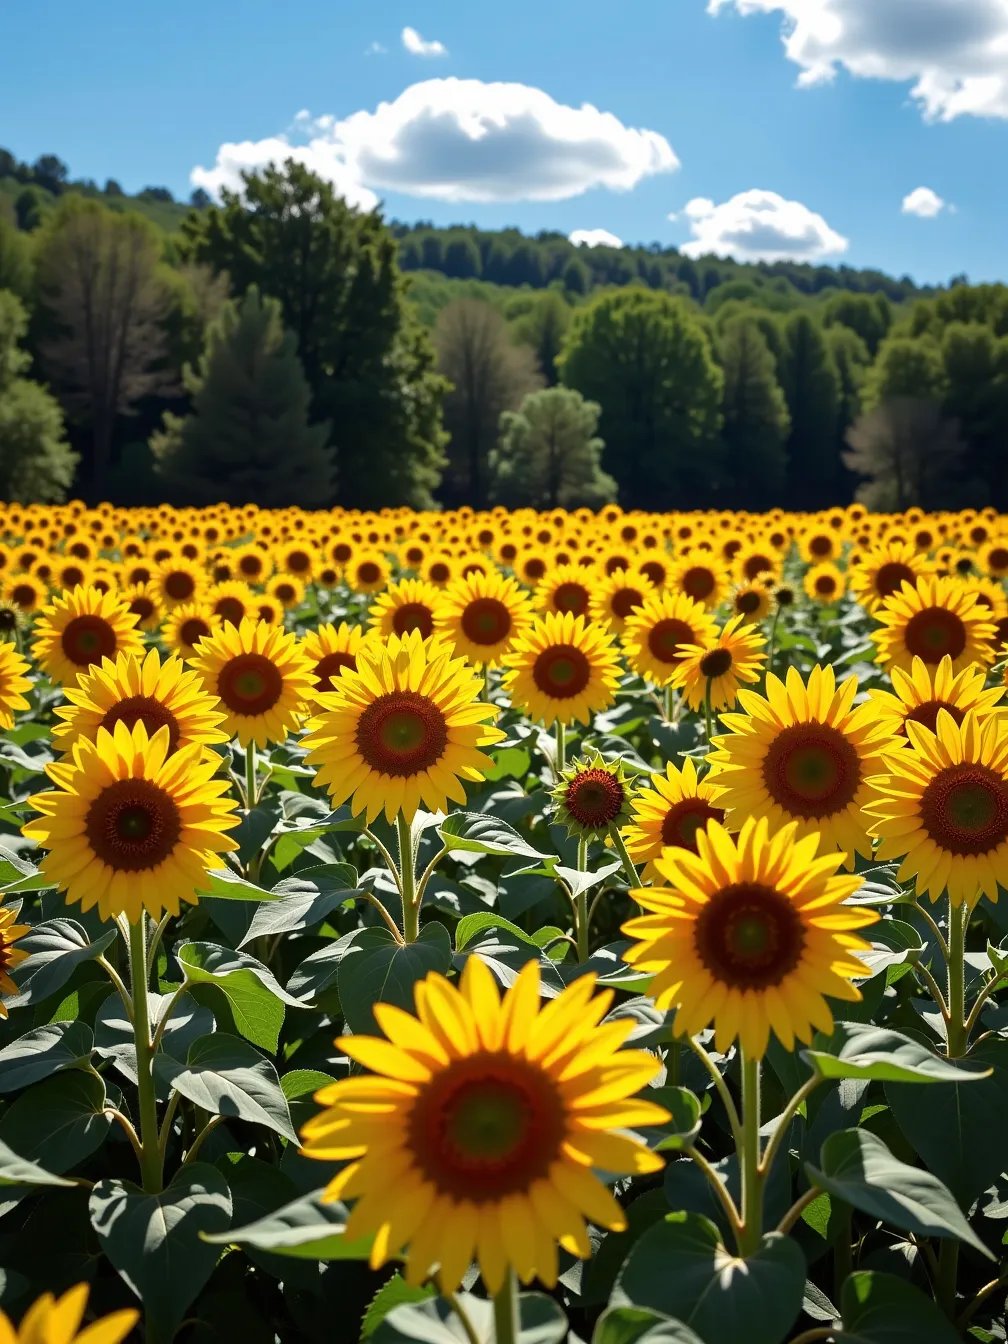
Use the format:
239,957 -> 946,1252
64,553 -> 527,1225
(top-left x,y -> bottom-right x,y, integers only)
936,1235 -> 960,1320
946,899 -> 968,1058
738,1052 -> 763,1257
397,813 -> 420,943
554,720 -> 566,774
244,741 -> 257,811
663,684 -> 673,723
608,823 -> 640,892
128,916 -> 163,1194
492,1268 -> 519,1344
575,836 -> 590,962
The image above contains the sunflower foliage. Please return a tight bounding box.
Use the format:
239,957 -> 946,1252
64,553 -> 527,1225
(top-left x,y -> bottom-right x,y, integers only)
0,500 -> 1004,1344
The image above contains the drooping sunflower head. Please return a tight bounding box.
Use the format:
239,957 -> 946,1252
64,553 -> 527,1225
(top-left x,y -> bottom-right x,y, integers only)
0,643 -> 32,732
867,654 -> 1004,740
552,750 -> 634,838
23,720 -> 240,923
31,586 -> 144,687
670,614 -> 766,712
867,709 -> 1008,907
621,590 -> 718,690
368,577 -> 447,641
162,602 -> 221,662
303,628 -> 505,823
621,756 -> 727,883
501,611 -> 622,728
803,561 -> 846,605
300,957 -> 667,1293
708,663 -> 899,866
622,816 -> 877,1058
433,569 -> 534,668
588,568 -> 655,634
301,621 -> 373,698
848,539 -> 930,614
52,647 -> 228,758
873,575 -> 996,675
0,902 -> 30,1016
190,617 -> 316,748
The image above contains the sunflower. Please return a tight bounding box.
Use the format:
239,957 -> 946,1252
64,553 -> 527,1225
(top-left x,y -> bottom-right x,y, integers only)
668,551 -> 727,610
502,612 -> 621,729
0,599 -> 24,642
433,570 -> 534,668
277,540 -> 320,582
734,542 -> 780,586
53,647 -> 228,758
208,580 -> 256,628
54,559 -> 93,592
621,591 -> 718,689
0,903 -> 30,1018
3,572 -> 46,615
872,576 -> 996,675
588,569 -> 655,635
423,554 -> 456,588
300,957 -> 666,1294
303,629 -> 503,822
670,615 -> 766,712
23,721 -> 239,923
233,543 -> 273,586
552,751 -> 634,838
964,574 -> 1008,621
122,581 -> 162,633
255,597 -> 284,627
191,617 -> 315,749
514,547 -> 550,587
621,817 -> 877,1058
534,563 -> 596,619
730,579 -> 773,625
266,574 -> 305,611
708,664 -> 896,866
868,654 -> 1004,740
31,587 -> 144,688
621,757 -> 727,883
152,556 -> 204,610
0,643 -> 32,731
349,551 -> 392,594
848,540 -> 929,614
799,527 -> 841,565
980,538 -> 1008,580
163,602 -> 220,661
369,578 -> 446,641
803,561 -> 846,605
867,711 -> 1008,907
301,621 -> 373,699
0,1283 -> 137,1344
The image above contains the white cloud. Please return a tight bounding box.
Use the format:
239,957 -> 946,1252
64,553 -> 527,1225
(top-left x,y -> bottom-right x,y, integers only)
708,0 -> 1008,121
680,189 -> 849,262
569,228 -> 624,248
902,186 -> 946,217
402,27 -> 447,57
365,41 -> 387,56
192,79 -> 678,205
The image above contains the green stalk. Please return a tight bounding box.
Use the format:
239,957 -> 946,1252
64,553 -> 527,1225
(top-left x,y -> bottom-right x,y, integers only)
937,1237 -> 959,1320
946,898 -> 968,1058
738,1052 -> 763,1257
492,1269 -> 519,1344
554,720 -> 566,774
608,823 -> 641,892
244,740 -> 257,812
576,835 -> 589,963
128,916 -> 163,1194
397,813 -> 419,943
833,1202 -> 853,1298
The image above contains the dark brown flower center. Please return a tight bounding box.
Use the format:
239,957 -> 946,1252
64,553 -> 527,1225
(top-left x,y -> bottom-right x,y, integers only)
428,562 -> 451,584
313,651 -> 357,692
742,554 -> 774,581
809,535 -> 832,557
522,557 -> 547,582
100,696 -> 181,754
85,779 -> 181,872
639,561 -> 667,587
391,602 -> 434,638
736,590 -> 763,616
179,617 -> 212,649
239,554 -> 265,578
356,690 -> 448,775
647,618 -> 695,666
552,582 -> 590,616
217,652 -> 284,715
694,881 -> 806,990
681,567 -> 716,601
10,583 -> 37,610
815,575 -> 838,596
699,648 -> 733,679
661,799 -> 725,852
461,598 -> 511,646
287,550 -> 311,573
903,607 -> 968,663
532,644 -> 591,699
903,699 -> 965,735
61,615 -> 118,668
564,768 -> 625,827
920,763 -> 1008,856
874,562 -> 916,599
762,723 -> 861,819
214,597 -> 246,626
611,587 -> 644,619
164,571 -> 196,602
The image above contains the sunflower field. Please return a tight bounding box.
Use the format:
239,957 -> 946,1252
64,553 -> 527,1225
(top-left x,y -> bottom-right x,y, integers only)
1,500 -> 1008,1344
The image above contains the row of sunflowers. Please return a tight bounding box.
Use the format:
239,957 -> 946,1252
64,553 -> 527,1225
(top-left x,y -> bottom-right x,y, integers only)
0,499 -> 1005,1344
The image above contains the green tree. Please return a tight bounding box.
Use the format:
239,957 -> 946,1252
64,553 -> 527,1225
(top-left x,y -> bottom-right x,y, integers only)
939,322 -> 1008,506
150,285 -> 333,506
717,316 -> 789,508
559,290 -> 724,508
779,312 -> 840,508
827,324 -> 871,498
511,290 -> 571,385
843,399 -> 965,510
0,214 -> 32,300
863,335 -> 948,409
490,387 -> 616,509
182,161 -> 446,508
0,290 -> 77,502
822,292 -> 892,356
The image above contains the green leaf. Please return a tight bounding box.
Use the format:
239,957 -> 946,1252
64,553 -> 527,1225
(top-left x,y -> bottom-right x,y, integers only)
196,866 -> 279,901
0,1136 -> 75,1189
612,1214 -> 805,1344
648,1087 -> 703,1152
552,860 -> 623,899
593,1306 -> 705,1344
362,1276 -> 437,1340
0,1020 -> 94,1092
270,809 -> 366,871
154,1032 -> 297,1143
89,1163 -> 232,1344
455,911 -> 541,951
0,847 -> 53,894
286,929 -> 361,1005
483,746 -> 532,781
239,863 -> 363,946
835,1270 -> 960,1343
338,923 -> 452,1034
803,1021 -> 991,1085
857,920 -> 923,976
805,1128 -> 992,1258
280,1069 -> 334,1102
94,989 -> 213,1089
584,1189 -> 673,1308
0,1069 -> 112,1173
373,1293 -> 567,1344
7,919 -> 117,1007
439,812 -> 549,863
203,1187 -> 373,1259
886,1035 -> 1008,1207
176,940 -> 302,1053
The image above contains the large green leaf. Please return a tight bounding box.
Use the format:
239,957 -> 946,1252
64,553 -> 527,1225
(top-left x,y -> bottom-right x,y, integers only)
454,911 -> 541,952
0,1020 -> 93,1093
7,919 -> 117,1007
269,808 -> 366,870
154,1032 -> 297,1143
834,1270 -> 960,1343
612,1214 -> 805,1344
175,940 -> 302,1053
361,1277 -> 437,1339
94,989 -> 214,1089
805,1128 -> 992,1257
203,1187 -> 372,1259
0,847 -> 54,894
285,929 -> 361,1005
886,1035 -> 1008,1207
0,1137 -> 75,1189
438,812 -> 549,863
0,1069 -> 112,1173
802,1021 -> 991,1085
89,1162 -> 232,1344
338,923 -> 452,1033
373,1293 -> 567,1344
239,863 -> 362,946
593,1307 -> 705,1344
196,867 -> 278,901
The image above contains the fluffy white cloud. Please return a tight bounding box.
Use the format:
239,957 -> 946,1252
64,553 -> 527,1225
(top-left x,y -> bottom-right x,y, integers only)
192,79 -> 678,205
402,27 -> 447,57
569,228 -> 624,248
902,186 -> 946,217
680,189 -> 849,261
708,0 -> 1008,121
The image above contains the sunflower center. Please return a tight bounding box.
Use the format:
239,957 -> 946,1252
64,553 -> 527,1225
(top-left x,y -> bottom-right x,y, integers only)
742,555 -> 773,581
392,602 -> 434,638
920,764 -> 1008,855
164,572 -> 195,601
815,576 -> 837,596
990,548 -> 1008,570
101,696 -> 181,754
565,768 -> 625,826
694,881 -> 806,990
762,723 -> 861,819
313,651 -> 356,692
0,609 -> 18,632
428,562 -> 450,584
61,615 -> 118,667
640,561 -> 666,586
10,584 -> 36,609
287,551 -> 310,573
552,582 -> 589,616
129,597 -> 156,623
809,535 -> 832,557
611,587 -> 644,619
408,1054 -> 566,1201
647,618 -> 695,666
699,648 -> 733,679
214,597 -> 246,626
681,567 -> 715,601
904,607 -> 967,663
461,597 -> 511,645
523,557 -> 547,581
356,690 -> 448,775
85,779 -> 182,872
736,590 -> 762,615
904,699 -> 965,735
875,562 -> 915,599
532,644 -> 591,699
217,653 -> 284,715
661,799 -> 725,852
180,618 -> 212,649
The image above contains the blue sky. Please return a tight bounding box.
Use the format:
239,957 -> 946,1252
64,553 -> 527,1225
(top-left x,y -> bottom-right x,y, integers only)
3,0 -> 1007,285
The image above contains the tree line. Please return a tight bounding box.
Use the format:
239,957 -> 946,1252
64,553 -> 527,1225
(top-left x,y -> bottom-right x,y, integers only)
0,149 -> 1002,513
